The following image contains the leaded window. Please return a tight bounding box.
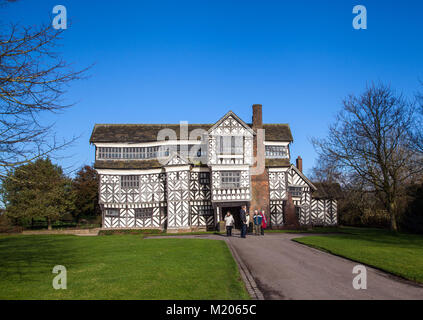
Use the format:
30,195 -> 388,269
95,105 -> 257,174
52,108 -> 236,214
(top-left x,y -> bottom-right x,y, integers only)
105,209 -> 119,217
218,136 -> 243,155
295,206 -> 301,220
288,186 -> 302,197
158,146 -> 171,158
121,175 -> 140,188
98,147 -> 121,159
199,172 -> 210,185
122,147 -> 142,159
97,146 -> 170,160
135,208 -> 153,219
265,146 -> 288,159
221,171 -> 241,188
198,205 -> 213,216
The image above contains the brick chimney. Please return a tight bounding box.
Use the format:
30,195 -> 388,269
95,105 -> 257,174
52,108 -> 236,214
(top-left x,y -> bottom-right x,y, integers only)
296,156 -> 303,173
250,104 -> 270,225
252,104 -> 263,129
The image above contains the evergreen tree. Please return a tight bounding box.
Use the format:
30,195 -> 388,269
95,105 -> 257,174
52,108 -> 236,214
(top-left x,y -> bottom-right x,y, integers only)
1,158 -> 73,230
71,165 -> 100,221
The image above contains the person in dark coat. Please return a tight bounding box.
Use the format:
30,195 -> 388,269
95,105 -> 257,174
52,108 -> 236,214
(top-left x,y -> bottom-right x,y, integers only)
240,205 -> 248,238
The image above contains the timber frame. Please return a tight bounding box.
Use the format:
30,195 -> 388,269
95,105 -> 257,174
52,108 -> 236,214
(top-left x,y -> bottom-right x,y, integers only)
90,105 -> 338,231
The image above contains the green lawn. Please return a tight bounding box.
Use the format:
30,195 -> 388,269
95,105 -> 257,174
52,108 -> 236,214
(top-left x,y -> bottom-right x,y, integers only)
294,228 -> 423,284
0,235 -> 249,300
264,226 -> 351,234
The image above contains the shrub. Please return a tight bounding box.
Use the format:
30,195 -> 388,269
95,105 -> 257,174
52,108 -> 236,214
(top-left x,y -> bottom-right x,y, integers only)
0,215 -> 22,233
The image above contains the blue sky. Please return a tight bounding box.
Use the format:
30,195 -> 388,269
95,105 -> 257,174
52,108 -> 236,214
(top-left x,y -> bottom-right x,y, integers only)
2,0 -> 423,176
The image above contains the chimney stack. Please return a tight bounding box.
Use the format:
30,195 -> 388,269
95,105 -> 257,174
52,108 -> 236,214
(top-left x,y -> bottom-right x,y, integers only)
252,104 -> 263,129
296,156 -> 303,173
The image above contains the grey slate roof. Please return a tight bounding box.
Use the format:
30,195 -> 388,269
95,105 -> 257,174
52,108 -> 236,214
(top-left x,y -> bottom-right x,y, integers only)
265,159 -> 291,167
90,123 -> 293,143
312,182 -> 343,199
94,160 -> 163,169
94,159 -> 208,170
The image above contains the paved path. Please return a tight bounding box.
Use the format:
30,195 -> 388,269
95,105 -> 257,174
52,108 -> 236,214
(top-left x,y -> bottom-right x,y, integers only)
147,232 -> 423,300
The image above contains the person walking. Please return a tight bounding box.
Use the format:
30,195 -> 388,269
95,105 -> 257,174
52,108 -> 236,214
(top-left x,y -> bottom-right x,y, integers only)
240,205 -> 248,238
253,210 -> 262,236
260,210 -> 267,236
224,211 -> 234,237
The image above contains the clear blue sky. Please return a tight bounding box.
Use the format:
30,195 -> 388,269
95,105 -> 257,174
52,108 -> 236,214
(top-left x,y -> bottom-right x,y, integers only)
2,0 -> 423,176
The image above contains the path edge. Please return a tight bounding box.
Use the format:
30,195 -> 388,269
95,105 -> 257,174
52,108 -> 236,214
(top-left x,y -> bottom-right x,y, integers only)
225,239 -> 265,300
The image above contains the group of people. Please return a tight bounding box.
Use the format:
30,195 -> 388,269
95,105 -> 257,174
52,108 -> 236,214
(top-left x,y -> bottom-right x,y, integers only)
224,205 -> 267,238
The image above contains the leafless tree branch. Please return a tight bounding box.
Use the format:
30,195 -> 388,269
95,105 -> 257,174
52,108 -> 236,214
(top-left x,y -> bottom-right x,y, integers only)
312,83 -> 422,231
0,20 -> 89,179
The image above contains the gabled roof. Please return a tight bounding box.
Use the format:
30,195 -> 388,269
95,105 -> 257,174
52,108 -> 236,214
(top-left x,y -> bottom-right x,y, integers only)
164,153 -> 190,166
208,111 -> 255,136
290,165 -> 317,191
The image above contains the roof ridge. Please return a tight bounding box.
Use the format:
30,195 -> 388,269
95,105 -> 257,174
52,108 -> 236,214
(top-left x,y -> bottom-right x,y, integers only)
93,123 -> 213,126
93,123 -> 290,126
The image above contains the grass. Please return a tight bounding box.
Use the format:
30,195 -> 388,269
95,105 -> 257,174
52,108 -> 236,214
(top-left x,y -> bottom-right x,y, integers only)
98,229 -> 163,236
0,235 -> 249,300
148,231 -> 223,237
264,226 -> 351,234
98,229 -> 223,236
294,228 -> 423,284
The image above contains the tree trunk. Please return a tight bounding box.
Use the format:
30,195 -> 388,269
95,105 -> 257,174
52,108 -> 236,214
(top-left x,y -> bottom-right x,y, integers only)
390,214 -> 398,232
47,217 -> 52,231
389,201 -> 398,232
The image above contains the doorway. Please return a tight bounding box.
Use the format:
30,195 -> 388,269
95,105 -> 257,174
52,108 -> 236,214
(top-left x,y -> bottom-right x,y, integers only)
222,206 -> 242,229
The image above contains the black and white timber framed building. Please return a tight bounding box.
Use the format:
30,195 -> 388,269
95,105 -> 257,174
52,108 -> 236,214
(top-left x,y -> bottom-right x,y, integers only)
90,105 -> 338,232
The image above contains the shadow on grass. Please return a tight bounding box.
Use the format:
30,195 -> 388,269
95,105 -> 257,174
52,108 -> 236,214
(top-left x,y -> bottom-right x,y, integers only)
0,235 -> 88,282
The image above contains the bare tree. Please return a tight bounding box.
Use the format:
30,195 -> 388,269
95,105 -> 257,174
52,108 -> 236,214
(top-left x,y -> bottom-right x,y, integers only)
411,83 -> 423,155
309,154 -> 345,185
312,83 -> 421,231
0,19 -> 88,179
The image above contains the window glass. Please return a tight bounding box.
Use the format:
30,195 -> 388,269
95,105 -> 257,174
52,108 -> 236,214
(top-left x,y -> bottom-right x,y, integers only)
288,186 -> 302,197
121,175 -> 140,188
105,209 -> 119,217
218,136 -> 243,155
199,172 -> 210,185
135,208 -> 153,219
221,171 -> 241,188
98,146 -> 171,160
198,205 -> 213,216
265,146 -> 288,159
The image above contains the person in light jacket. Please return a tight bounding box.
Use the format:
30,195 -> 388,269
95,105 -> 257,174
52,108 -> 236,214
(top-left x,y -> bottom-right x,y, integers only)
224,212 -> 234,237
